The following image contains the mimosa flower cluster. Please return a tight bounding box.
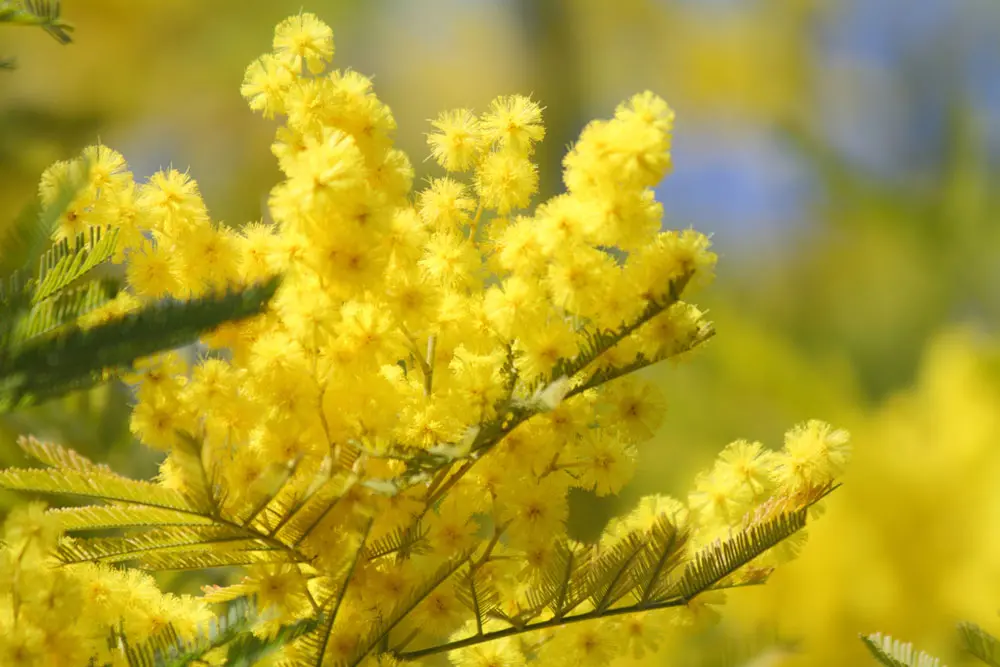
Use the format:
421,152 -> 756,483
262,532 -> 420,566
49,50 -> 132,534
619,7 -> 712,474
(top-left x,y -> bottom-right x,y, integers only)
0,13 -> 850,667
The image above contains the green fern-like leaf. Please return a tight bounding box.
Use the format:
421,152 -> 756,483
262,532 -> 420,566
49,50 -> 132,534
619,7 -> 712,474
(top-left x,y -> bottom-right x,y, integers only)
362,521 -> 428,561
48,505 -> 217,532
0,467 -> 198,512
112,596 -> 262,667
0,0 -> 73,43
585,531 -> 651,612
0,186 -> 63,279
225,615 -> 321,667
168,432 -> 222,515
138,548 -> 294,572
666,507 -> 808,602
346,553 -> 471,667
276,474 -> 356,547
0,275 -> 281,412
13,277 -> 120,343
293,522 -> 373,667
5,275 -> 279,377
57,526 -> 256,565
633,514 -> 689,604
114,603 -> 318,667
520,539 -> 581,621
959,622 -> 1000,666
516,515 -> 687,623
17,433 -> 121,476
455,565 -> 501,634
31,225 -> 119,306
397,489 -> 837,664
1,156 -> 92,333
860,632 -> 946,667
576,515 -> 688,613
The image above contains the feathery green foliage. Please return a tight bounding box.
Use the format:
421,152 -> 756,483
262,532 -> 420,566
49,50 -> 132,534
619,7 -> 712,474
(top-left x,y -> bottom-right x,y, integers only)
0,0 -> 72,69
0,0 -> 72,41
669,506 -> 807,601
346,554 -> 474,667
0,156 -> 94,320
17,432 -> 121,475
0,425 -> 835,665
11,276 -> 121,342
361,521 -> 428,561
0,161 -> 85,278
861,632 -> 945,667
0,275 -> 281,412
959,622 -> 1000,666
47,504 -> 218,532
31,225 -> 120,304
396,494 -> 829,662
0,466 -> 198,512
106,595 -> 319,667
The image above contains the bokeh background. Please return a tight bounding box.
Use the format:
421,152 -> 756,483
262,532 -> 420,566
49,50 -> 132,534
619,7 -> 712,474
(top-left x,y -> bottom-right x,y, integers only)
2,1 -> 1000,665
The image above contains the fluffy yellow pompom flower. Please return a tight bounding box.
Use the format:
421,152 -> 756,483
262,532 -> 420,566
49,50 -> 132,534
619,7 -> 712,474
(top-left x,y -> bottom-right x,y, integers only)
498,476 -> 570,548
137,168 -> 209,239
81,143 -> 132,193
273,12 -> 334,74
480,94 -> 545,155
573,432 -> 637,496
241,53 -> 295,119
513,315 -> 578,380
124,240 -> 178,298
772,419 -> 852,490
688,467 -> 752,529
37,153 -> 125,244
428,108 -> 484,172
474,151 -> 539,214
419,177 -> 476,231
714,439 -> 777,500
2,502 -> 60,558
603,377 -> 668,443
284,127 -> 367,213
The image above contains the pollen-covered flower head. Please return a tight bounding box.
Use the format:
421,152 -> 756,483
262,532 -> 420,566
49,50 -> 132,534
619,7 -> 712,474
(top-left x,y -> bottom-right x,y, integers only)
474,151 -> 539,214
427,108 -> 484,172
772,419 -> 852,490
2,502 -> 60,557
480,94 -> 545,155
240,53 -> 295,119
273,12 -> 334,74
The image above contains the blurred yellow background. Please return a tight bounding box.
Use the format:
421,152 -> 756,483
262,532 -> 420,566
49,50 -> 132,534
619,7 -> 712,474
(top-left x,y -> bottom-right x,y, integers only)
2,1 -> 1000,664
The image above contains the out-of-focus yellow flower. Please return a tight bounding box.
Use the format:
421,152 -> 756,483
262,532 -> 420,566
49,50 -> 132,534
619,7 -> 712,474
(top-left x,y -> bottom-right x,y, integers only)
728,329 -> 1000,665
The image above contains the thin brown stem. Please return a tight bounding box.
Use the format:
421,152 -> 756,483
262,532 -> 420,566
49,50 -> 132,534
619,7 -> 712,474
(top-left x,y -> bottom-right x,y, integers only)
469,203 -> 484,243
471,522 -> 506,570
396,597 -> 689,661
425,459 -> 477,512
424,334 -> 437,396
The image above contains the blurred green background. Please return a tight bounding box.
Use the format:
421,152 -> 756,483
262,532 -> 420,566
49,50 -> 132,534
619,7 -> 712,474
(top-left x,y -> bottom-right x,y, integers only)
2,1 -> 999,665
